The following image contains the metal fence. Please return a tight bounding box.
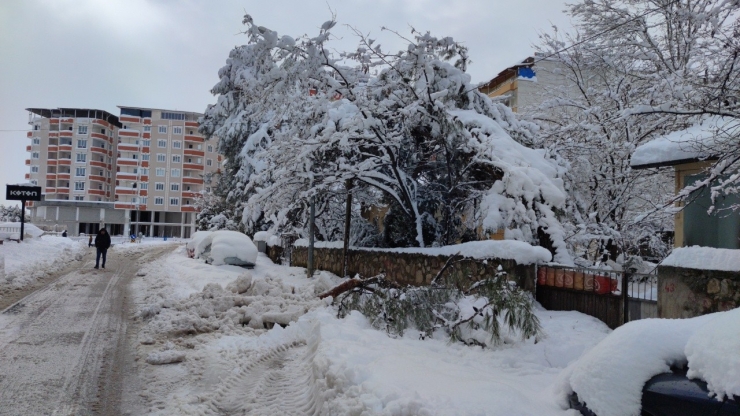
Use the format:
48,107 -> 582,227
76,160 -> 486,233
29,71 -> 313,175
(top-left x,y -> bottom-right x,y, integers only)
535,265 -> 658,329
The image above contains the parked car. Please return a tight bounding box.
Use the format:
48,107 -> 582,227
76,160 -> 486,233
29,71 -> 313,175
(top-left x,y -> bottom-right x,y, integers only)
570,366 -> 739,415
189,230 -> 258,268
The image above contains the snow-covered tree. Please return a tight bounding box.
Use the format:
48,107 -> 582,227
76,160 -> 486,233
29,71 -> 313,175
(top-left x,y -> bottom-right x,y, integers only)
201,14 -> 572,262
0,204 -> 23,222
534,0 -> 739,259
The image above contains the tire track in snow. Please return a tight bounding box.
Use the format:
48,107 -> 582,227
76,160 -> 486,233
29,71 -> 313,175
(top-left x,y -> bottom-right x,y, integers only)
205,331 -> 322,415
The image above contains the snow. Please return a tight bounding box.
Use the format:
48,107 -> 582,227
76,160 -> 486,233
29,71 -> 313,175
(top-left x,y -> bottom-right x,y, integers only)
685,308 -> 740,401
191,230 -> 258,266
294,238 -> 553,264
0,235 -> 85,289
185,230 -> 211,257
631,116 -> 738,167
558,309 -> 740,416
252,231 -> 271,241
0,222 -> 45,239
662,246 -> 740,272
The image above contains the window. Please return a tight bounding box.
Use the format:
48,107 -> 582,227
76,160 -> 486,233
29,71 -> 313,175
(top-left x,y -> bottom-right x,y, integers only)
172,141 -> 182,149
142,140 -> 151,146
32,138 -> 40,145
173,126 -> 183,135
155,182 -> 164,191
197,144 -> 202,150
75,167 -> 86,177
143,126 -> 151,132
154,197 -> 164,205
158,126 -> 167,134
171,183 -> 180,191
169,198 -> 179,206
157,139 -> 166,148
171,168 -> 180,177
141,197 -> 148,204
77,140 -> 87,149
155,168 -> 165,176
157,154 -> 166,162
140,183 -> 148,190
74,182 -> 85,191
31,152 -> 39,159
142,154 -> 150,161
76,153 -> 86,163
31,166 -> 39,173
131,197 -> 138,203
140,168 -> 148,175
161,112 -> 185,120
30,180 -> 38,185
74,196 -> 84,201
207,145 -> 213,152
78,125 -> 88,135
206,159 -> 213,166
197,158 -> 202,163
172,155 -> 181,163
33,125 -> 40,131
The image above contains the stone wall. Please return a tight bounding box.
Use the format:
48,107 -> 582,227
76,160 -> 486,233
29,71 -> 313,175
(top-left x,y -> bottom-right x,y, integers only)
291,246 -> 536,292
658,265 -> 740,318
266,245 -> 284,265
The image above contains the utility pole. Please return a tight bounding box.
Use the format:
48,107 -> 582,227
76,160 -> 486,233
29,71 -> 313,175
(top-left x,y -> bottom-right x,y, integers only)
307,195 -> 315,278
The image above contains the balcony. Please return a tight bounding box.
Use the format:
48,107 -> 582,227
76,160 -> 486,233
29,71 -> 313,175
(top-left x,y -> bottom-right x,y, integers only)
181,206 -> 198,213
90,132 -> 109,141
92,119 -> 111,129
48,145 -> 58,152
26,131 -> 33,138
117,158 -> 139,166
90,161 -> 106,168
47,160 -> 58,166
24,173 -> 30,179
185,121 -> 199,128
26,145 -> 32,152
59,144 -> 73,152
57,173 -> 71,180
59,131 -> 73,138
49,132 -> 59,138
119,116 -> 140,123
46,187 -> 56,193
46,173 -> 57,179
50,118 -> 59,124
143,118 -> 152,125
88,189 -> 106,196
58,159 -> 72,166
184,149 -> 204,157
57,188 -> 69,194
184,135 -> 204,143
25,159 -> 30,165
183,163 -> 203,171
182,191 -> 201,199
89,175 -> 106,182
60,118 -> 74,124
117,143 -> 139,152
118,130 -> 139,138
182,177 -> 204,185
142,146 -> 150,153
91,146 -> 107,155
115,188 -> 137,195
116,171 -> 137,179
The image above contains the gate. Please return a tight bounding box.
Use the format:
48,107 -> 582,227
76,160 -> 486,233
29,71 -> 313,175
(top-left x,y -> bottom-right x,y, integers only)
280,233 -> 299,265
535,265 -> 658,329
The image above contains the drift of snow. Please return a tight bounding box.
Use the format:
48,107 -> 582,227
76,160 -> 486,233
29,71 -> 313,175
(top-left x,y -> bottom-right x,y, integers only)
0,222 -> 45,239
631,116 -> 738,167
557,309 -> 739,416
192,230 -> 258,266
685,307 -> 740,400
0,236 -> 85,289
294,239 -> 552,264
662,246 -> 740,272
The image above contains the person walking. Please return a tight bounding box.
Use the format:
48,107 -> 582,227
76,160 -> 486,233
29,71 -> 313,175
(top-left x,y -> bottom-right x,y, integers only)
94,228 -> 111,269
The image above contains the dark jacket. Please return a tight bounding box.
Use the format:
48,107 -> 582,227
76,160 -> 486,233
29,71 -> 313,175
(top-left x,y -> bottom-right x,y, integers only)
95,231 -> 111,250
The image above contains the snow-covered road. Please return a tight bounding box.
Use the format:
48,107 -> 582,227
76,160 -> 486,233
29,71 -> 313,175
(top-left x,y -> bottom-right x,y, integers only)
0,244 -> 176,416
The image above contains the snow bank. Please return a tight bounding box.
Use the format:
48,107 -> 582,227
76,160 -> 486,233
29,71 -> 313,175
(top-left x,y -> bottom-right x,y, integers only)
631,116 -> 738,167
0,222 -> 44,239
662,246 -> 740,272
685,308 -> 740,400
558,309 -> 739,416
0,236 -> 85,288
192,230 -> 258,266
294,239 -> 552,264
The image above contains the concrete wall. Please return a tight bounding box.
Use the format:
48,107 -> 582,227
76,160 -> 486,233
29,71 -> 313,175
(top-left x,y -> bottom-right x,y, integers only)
291,246 -> 536,292
658,265 -> 740,318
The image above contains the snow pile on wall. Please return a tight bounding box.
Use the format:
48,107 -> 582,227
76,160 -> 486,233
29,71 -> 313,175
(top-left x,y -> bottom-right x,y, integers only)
0,222 -> 45,239
631,116 -> 737,167
0,236 -> 85,288
662,246 -> 740,272
557,308 -> 740,416
294,239 -> 552,265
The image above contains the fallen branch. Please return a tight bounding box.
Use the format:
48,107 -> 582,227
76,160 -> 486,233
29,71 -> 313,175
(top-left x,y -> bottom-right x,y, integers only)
319,273 -> 395,299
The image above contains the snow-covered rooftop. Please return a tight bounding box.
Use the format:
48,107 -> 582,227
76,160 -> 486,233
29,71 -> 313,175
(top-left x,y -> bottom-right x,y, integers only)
631,116 -> 738,169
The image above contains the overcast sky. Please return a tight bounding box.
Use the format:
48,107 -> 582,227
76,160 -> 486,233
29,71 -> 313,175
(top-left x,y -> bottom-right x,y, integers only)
0,0 -> 574,206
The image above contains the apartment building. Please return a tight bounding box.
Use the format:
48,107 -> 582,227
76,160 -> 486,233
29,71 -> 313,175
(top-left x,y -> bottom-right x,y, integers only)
24,107 -> 220,238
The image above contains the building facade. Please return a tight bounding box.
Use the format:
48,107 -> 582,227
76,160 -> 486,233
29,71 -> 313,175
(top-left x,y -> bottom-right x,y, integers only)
25,107 -> 220,238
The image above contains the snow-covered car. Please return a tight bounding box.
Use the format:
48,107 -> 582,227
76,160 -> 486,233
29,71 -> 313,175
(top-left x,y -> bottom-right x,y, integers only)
563,308 -> 740,416
190,230 -> 258,268
186,231 -> 212,258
